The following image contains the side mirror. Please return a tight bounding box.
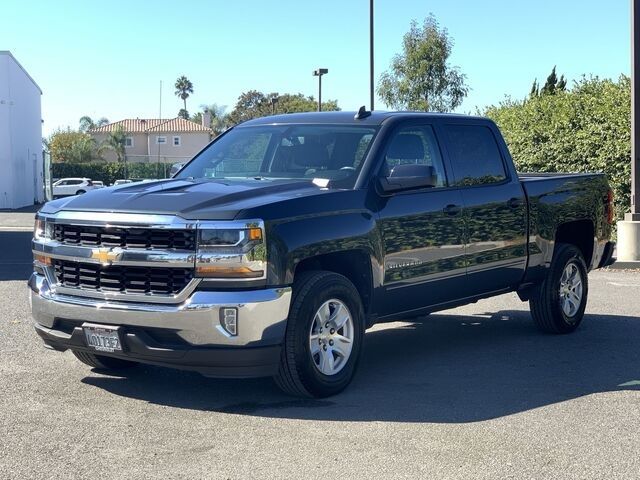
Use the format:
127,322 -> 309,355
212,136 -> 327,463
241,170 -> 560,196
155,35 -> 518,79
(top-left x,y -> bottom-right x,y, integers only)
378,164 -> 438,194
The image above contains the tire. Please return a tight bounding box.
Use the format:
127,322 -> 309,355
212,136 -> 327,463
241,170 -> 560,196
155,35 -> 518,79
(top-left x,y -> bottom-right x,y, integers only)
529,243 -> 589,334
76,190 -> 86,195
274,271 -> 365,398
72,351 -> 138,370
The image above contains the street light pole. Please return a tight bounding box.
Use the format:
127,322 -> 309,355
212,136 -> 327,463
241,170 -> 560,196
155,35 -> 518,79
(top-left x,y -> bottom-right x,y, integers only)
370,0 -> 374,111
313,68 -> 328,112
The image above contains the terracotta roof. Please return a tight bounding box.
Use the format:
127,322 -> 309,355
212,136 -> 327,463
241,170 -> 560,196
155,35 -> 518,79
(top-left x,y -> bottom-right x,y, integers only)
89,118 -> 211,134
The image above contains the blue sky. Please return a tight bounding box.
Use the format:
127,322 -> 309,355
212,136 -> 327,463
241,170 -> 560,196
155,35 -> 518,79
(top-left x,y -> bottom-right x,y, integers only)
1,0 -> 630,136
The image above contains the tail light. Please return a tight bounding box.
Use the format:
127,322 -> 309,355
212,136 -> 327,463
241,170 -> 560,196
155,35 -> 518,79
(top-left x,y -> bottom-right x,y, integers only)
605,189 -> 614,224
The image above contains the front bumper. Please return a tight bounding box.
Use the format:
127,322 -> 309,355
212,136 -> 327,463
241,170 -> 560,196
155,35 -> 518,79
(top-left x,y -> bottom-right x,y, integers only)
29,273 -> 292,378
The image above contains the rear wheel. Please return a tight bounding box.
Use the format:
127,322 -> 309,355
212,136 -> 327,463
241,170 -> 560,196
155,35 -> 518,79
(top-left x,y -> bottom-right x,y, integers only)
274,271 -> 365,398
529,244 -> 588,334
72,351 -> 138,370
75,189 -> 86,195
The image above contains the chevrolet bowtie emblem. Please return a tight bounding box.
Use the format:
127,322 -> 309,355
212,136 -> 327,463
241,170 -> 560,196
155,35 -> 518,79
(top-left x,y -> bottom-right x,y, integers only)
91,248 -> 121,264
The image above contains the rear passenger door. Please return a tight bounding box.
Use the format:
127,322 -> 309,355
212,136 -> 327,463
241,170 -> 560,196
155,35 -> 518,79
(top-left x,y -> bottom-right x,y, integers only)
440,122 -> 527,295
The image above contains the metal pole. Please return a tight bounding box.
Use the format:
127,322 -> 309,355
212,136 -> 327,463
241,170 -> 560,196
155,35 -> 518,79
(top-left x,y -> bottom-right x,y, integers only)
370,0 -> 374,111
318,74 -> 322,112
630,0 -> 640,220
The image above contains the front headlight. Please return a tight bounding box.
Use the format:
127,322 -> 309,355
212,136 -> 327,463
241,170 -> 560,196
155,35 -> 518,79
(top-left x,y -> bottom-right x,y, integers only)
195,222 -> 266,280
33,217 -> 53,241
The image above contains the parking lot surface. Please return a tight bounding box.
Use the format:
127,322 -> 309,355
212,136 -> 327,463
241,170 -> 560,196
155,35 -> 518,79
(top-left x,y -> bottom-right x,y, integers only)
1,225 -> 639,479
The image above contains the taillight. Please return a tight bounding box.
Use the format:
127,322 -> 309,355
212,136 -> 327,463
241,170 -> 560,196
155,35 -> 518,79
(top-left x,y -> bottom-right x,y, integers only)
606,189 -> 614,224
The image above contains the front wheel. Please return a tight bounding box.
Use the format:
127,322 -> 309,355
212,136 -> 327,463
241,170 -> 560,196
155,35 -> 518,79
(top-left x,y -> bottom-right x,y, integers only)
274,271 -> 365,397
529,244 -> 589,334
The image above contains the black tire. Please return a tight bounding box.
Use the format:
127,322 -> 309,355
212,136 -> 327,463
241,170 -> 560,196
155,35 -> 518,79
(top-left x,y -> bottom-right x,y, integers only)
529,243 -> 589,334
76,190 -> 86,195
72,351 -> 138,370
274,271 -> 365,398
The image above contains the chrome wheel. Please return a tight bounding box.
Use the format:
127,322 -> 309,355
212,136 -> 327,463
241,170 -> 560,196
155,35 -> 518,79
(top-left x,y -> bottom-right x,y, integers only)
309,299 -> 354,376
559,262 -> 583,318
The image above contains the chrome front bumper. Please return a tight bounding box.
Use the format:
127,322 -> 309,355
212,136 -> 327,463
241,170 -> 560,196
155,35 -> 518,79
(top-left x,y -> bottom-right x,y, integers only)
29,273 -> 292,348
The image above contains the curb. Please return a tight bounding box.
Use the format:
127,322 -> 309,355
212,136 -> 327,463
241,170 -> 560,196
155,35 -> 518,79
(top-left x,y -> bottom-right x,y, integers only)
606,261 -> 640,270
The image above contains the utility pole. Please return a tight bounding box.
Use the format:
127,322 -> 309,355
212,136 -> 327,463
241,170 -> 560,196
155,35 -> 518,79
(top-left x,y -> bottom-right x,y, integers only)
618,0 -> 640,264
631,0 -> 640,220
370,0 -> 374,111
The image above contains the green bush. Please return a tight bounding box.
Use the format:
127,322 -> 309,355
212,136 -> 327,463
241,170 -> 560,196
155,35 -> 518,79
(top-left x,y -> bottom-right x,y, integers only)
484,75 -> 631,221
52,162 -> 173,185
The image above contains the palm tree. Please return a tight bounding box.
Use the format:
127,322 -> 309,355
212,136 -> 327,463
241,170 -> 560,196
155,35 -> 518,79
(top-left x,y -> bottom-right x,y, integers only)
175,76 -> 194,112
98,125 -> 128,177
79,116 -> 109,132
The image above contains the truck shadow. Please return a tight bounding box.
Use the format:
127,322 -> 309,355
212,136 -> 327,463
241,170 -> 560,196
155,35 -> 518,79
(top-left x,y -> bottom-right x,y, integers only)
81,310 -> 640,423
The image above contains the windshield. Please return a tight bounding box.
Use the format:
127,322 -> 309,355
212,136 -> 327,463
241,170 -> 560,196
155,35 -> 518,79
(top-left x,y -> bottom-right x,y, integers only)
176,124 -> 378,188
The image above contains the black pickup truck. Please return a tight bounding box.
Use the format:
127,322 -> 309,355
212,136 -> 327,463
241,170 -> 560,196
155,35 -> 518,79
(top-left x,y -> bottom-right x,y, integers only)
30,111 -> 615,397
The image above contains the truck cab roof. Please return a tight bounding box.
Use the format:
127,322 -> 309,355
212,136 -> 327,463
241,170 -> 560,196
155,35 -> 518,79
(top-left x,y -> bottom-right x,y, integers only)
240,110 -> 485,127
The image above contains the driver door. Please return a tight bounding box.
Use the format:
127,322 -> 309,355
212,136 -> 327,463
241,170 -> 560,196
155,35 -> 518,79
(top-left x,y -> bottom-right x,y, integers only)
376,124 -> 466,317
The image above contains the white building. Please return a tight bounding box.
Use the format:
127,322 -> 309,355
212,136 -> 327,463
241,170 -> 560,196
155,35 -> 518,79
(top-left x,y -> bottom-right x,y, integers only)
0,51 -> 43,209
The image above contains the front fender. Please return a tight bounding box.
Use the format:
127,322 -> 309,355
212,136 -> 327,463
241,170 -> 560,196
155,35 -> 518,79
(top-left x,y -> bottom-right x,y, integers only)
266,211 -> 383,287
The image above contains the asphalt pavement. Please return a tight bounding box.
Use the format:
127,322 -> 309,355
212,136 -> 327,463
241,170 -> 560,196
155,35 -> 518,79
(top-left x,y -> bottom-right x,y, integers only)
1,213 -> 639,479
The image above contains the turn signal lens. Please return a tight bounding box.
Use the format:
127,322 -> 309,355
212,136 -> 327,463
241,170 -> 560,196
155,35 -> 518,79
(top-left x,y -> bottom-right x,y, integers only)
195,265 -> 264,278
34,254 -> 52,266
248,227 -> 262,241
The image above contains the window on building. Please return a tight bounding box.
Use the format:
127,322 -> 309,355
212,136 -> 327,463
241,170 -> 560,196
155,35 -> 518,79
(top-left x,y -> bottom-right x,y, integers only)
124,137 -> 134,148
156,136 -> 167,145
173,136 -> 181,146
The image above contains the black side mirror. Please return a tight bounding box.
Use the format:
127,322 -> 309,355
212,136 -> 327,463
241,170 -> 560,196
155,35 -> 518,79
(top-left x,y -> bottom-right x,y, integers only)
378,164 -> 438,194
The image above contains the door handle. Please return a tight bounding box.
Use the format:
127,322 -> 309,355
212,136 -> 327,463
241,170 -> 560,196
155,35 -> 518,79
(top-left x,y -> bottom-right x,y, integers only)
507,197 -> 523,209
443,204 -> 462,216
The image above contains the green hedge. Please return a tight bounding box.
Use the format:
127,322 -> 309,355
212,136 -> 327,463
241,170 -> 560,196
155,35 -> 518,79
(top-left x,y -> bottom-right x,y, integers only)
52,162 -> 173,185
484,75 -> 631,222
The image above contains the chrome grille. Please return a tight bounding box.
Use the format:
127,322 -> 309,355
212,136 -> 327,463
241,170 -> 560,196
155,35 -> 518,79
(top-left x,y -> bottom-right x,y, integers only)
53,224 -> 196,250
52,259 -> 193,295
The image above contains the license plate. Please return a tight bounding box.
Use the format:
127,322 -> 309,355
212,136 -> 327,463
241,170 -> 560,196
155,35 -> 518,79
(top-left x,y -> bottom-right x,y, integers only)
82,323 -> 122,352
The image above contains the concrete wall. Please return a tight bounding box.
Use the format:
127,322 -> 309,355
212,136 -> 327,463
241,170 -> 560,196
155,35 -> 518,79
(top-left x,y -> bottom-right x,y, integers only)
0,53 -> 43,209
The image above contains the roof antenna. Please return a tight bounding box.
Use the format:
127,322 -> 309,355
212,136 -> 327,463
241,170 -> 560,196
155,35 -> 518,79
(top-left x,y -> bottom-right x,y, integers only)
354,105 -> 372,120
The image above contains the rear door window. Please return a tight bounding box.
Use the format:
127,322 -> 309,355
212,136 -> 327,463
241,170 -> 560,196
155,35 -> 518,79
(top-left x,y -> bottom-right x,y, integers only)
443,125 -> 507,186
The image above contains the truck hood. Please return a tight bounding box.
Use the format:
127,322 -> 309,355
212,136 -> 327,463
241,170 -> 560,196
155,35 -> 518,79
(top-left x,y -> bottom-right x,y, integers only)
42,178 -> 334,220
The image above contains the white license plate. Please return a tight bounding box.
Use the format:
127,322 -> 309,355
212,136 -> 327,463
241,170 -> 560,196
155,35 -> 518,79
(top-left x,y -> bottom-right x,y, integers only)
83,323 -> 122,352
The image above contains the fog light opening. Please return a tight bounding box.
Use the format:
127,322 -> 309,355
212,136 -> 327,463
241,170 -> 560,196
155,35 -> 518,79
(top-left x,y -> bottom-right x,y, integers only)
219,308 -> 238,337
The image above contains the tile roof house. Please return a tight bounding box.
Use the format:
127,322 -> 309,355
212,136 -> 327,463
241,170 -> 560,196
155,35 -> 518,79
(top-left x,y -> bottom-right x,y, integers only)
89,117 -> 213,163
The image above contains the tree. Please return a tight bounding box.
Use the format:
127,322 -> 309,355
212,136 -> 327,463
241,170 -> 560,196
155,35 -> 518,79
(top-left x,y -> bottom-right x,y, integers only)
530,79 -> 539,98
540,66 -> 567,96
227,90 -> 339,125
178,108 -> 190,120
174,75 -> 194,111
48,129 -> 98,163
484,75 -> 630,221
79,116 -> 109,132
98,125 -> 128,176
192,103 -> 229,136
378,14 -> 468,112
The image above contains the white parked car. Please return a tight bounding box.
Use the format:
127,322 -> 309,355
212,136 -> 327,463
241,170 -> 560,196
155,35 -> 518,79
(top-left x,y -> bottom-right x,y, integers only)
52,178 -> 96,198
113,179 -> 133,186
92,181 -> 105,188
